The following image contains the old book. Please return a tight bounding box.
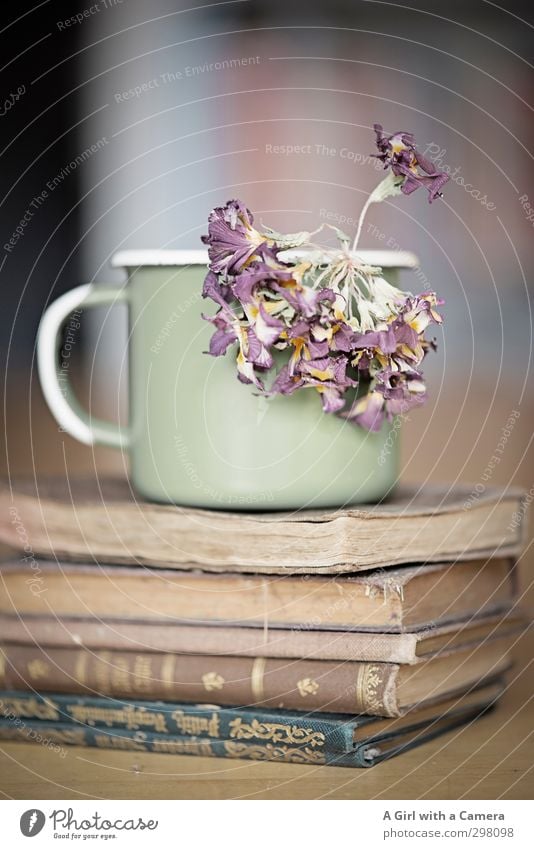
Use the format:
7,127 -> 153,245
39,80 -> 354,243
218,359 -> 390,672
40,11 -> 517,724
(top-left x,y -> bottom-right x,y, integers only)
0,696 -> 498,767
0,638 -> 515,716
0,557 -> 516,631
0,679 -> 504,754
0,477 -> 526,573
0,612 -> 522,663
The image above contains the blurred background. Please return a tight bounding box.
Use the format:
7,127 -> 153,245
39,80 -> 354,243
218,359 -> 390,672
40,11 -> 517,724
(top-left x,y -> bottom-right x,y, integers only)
0,0 -> 532,503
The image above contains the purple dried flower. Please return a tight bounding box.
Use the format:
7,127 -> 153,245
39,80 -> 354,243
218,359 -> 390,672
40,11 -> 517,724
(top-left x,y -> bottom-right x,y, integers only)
201,175 -> 445,432
373,124 -> 450,203
201,199 -> 273,274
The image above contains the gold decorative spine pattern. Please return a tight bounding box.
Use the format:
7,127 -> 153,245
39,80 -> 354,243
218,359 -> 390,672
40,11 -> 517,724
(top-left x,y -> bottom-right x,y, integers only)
355,663 -> 387,715
228,718 -> 325,748
27,659 -> 50,680
296,677 -> 319,697
224,741 -> 326,765
201,672 -> 225,692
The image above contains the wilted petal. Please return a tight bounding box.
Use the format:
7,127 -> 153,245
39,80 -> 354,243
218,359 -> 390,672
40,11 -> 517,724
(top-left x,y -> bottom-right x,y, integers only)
331,323 -> 357,352
232,261 -> 293,303
307,337 -> 330,358
372,124 -> 449,203
236,348 -> 264,388
269,364 -> 304,396
246,327 -> 273,369
318,385 -> 346,413
202,270 -> 234,312
353,327 -> 397,354
202,199 -> 271,274
208,325 -> 237,356
254,303 -> 284,346
344,391 -> 385,432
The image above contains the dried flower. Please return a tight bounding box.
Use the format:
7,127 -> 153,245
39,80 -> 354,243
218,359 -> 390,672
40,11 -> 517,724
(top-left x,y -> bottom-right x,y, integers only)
201,124 -> 447,431
373,124 -> 450,203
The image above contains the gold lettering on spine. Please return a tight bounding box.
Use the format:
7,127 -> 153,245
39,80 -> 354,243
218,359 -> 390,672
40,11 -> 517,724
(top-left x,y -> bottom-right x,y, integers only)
67,704 -> 168,733
161,654 -> 176,691
94,734 -> 146,751
0,696 -> 60,721
152,738 -> 214,756
94,652 -> 111,692
172,710 -> 220,738
40,728 -> 86,746
0,725 -> 86,746
110,656 -> 133,694
251,658 -> 266,701
133,655 -> 152,692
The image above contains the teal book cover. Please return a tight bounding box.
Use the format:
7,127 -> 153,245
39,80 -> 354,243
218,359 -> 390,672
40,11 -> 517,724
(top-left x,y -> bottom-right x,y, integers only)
0,698 -> 497,768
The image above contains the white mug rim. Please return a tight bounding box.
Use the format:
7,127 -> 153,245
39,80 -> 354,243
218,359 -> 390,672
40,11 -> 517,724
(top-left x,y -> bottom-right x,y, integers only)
111,248 -> 419,270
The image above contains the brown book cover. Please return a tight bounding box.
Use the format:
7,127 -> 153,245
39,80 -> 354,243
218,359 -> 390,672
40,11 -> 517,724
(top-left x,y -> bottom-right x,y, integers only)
0,557 -> 516,632
0,611 -> 523,664
0,477 -> 527,574
0,637 -> 516,716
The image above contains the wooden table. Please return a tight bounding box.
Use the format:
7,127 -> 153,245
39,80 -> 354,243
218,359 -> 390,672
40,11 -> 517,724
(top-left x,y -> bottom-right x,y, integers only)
0,632 -> 532,800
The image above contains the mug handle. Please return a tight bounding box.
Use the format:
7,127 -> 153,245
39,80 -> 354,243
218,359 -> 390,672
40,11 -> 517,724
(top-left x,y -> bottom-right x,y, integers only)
37,283 -> 130,449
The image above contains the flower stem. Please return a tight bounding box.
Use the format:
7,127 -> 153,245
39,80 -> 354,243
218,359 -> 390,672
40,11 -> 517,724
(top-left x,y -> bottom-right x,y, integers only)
351,172 -> 404,253
352,194 -> 374,253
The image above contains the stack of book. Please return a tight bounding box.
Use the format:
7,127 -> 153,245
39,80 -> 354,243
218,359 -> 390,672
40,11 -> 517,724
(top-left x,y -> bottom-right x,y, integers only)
0,477 -> 528,768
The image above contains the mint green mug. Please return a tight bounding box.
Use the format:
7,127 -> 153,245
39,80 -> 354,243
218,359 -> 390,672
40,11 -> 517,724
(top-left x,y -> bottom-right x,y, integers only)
37,249 -> 416,509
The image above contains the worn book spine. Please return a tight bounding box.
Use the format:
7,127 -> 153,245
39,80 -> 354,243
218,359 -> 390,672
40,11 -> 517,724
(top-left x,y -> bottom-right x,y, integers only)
0,717 -> 375,766
0,690 -> 360,753
0,479 -> 526,573
0,643 -> 400,716
0,616 -> 421,663
0,705 -> 494,768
